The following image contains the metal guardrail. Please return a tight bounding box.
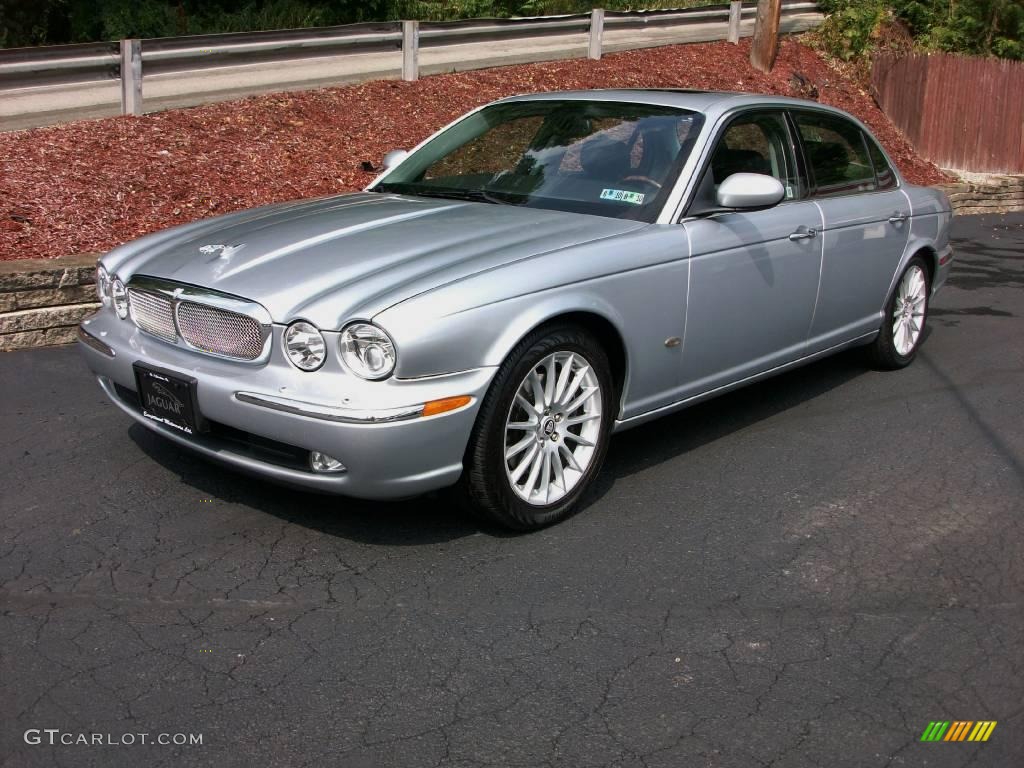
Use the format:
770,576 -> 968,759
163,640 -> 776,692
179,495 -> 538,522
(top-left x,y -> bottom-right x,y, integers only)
0,0 -> 818,114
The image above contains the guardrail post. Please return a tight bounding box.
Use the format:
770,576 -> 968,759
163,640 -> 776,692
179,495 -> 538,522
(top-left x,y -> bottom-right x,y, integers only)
727,1 -> 742,44
402,20 -> 419,82
120,39 -> 142,116
588,9 -> 605,60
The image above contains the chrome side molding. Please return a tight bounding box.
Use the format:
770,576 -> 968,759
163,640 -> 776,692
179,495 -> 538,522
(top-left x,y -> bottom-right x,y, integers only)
234,391 -> 424,424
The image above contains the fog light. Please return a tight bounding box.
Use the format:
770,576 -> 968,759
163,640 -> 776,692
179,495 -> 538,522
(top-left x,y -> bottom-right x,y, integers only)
310,451 -> 346,474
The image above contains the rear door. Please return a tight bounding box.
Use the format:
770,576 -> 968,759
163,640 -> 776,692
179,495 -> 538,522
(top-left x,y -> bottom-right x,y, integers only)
791,110 -> 911,351
679,109 -> 823,398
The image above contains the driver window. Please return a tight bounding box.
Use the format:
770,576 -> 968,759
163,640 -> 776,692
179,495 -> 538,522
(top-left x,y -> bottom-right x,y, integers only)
710,113 -> 800,200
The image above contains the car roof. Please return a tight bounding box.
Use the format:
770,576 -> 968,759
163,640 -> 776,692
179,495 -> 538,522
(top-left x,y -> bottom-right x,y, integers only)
496,89 -> 858,123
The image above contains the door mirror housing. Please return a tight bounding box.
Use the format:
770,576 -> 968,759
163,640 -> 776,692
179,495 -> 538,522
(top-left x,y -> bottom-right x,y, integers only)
382,149 -> 409,170
715,173 -> 786,211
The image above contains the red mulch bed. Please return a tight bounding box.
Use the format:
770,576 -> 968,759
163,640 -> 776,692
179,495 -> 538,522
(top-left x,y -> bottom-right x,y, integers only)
0,38 -> 948,260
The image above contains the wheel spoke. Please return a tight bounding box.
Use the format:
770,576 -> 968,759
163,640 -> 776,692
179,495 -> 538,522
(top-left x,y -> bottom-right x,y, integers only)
911,271 -> 925,297
559,442 -> 582,473
515,392 -> 539,417
505,434 -> 534,460
563,431 -> 595,448
539,451 -> 552,503
543,356 -> 557,408
551,451 -> 566,492
529,370 -> 545,411
564,386 -> 597,415
559,366 -> 590,408
523,450 -> 544,497
510,442 -> 539,483
900,323 -> 912,354
507,419 -> 537,431
553,353 -> 575,403
565,413 -> 600,427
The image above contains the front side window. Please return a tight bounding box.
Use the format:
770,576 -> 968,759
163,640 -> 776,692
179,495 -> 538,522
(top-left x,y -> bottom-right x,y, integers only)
793,112 -> 877,197
709,111 -> 801,200
374,100 -> 705,222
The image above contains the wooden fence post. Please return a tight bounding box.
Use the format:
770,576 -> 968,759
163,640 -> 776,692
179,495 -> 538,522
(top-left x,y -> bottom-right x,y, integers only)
750,0 -> 782,73
727,1 -> 742,44
402,20 -> 419,82
588,9 -> 605,60
120,39 -> 142,116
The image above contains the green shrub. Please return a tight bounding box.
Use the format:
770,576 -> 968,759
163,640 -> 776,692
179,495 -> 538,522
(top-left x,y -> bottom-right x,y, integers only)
810,0 -> 891,61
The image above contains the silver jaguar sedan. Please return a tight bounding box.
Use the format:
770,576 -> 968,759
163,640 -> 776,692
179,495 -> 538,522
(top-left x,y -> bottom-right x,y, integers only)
79,89 -> 953,530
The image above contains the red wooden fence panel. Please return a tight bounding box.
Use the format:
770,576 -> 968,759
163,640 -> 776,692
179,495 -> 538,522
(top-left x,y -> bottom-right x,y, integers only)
872,52 -> 1024,174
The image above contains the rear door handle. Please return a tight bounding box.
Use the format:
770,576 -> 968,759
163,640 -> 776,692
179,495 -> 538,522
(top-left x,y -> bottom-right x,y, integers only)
889,212 -> 908,224
789,226 -> 817,241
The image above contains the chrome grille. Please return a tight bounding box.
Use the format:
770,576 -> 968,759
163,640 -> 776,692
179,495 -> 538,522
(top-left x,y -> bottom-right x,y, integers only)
125,276 -> 271,363
128,289 -> 177,342
176,301 -> 264,361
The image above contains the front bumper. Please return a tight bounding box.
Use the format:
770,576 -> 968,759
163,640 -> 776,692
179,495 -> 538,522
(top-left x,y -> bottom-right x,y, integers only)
78,310 -> 496,499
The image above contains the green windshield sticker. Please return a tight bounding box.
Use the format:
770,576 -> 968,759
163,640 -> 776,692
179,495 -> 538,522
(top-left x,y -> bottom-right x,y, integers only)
600,189 -> 645,205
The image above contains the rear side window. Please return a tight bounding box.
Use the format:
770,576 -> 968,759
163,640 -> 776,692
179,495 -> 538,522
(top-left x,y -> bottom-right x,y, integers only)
864,135 -> 897,190
793,112 -> 877,197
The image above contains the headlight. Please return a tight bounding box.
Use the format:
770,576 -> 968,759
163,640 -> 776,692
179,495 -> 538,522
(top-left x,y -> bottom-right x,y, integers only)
339,322 -> 396,380
283,320 -> 327,371
111,277 -> 129,319
96,264 -> 111,305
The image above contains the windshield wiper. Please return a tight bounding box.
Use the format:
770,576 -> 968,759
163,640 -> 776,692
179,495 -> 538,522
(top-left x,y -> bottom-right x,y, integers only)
374,183 -> 514,206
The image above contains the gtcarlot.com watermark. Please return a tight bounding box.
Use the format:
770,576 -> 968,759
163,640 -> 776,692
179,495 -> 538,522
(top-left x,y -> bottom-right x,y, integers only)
25,729 -> 202,746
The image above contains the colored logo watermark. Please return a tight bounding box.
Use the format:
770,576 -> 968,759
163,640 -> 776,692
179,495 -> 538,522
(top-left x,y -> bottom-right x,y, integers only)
920,721 -> 997,742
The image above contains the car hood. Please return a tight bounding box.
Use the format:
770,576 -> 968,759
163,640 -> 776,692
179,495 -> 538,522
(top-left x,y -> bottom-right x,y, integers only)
110,192 -> 645,329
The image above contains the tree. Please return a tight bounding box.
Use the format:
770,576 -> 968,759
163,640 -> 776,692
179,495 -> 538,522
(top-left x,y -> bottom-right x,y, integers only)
750,0 -> 783,72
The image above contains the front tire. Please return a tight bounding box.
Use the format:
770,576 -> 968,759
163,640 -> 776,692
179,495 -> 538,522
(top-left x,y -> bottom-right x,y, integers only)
868,255 -> 931,370
459,325 -> 615,531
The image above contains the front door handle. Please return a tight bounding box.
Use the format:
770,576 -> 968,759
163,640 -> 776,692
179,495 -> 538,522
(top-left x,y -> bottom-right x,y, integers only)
789,226 -> 817,241
889,212 -> 909,224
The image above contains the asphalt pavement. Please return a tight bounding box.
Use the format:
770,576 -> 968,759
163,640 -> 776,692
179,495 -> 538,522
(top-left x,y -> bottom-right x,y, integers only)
1,213 -> 1022,767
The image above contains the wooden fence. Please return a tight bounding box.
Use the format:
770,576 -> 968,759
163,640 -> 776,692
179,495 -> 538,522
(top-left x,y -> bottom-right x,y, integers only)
872,52 -> 1024,174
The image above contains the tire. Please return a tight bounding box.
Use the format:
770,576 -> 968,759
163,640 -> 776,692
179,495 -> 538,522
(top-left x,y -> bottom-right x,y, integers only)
868,255 -> 931,370
458,324 -> 615,531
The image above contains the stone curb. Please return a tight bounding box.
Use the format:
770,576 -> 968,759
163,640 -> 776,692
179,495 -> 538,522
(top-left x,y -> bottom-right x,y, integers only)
0,254 -> 100,351
935,175 -> 1024,215
2,176 -> 1022,352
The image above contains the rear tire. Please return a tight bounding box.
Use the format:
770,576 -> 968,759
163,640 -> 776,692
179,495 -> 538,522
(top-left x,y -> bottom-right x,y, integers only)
868,255 -> 931,370
458,325 -> 615,531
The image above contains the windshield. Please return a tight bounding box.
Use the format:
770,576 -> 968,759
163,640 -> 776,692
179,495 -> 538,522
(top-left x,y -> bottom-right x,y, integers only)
373,100 -> 705,222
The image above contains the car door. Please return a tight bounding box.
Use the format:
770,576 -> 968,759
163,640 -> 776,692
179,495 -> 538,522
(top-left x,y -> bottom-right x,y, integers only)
791,110 -> 911,351
679,110 -> 824,399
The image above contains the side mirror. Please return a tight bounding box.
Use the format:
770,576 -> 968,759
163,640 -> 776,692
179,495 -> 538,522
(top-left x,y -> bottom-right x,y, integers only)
382,149 -> 409,170
715,173 -> 785,211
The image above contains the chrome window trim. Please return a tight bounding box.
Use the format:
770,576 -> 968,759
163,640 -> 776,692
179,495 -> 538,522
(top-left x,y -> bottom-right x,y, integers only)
126,276 -> 273,363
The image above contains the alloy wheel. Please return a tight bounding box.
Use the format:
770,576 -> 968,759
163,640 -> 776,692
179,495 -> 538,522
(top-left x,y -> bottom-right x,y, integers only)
893,264 -> 927,356
503,351 -> 603,506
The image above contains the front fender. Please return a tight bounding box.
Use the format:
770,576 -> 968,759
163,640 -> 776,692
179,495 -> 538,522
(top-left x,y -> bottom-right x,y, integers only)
379,285 -> 629,379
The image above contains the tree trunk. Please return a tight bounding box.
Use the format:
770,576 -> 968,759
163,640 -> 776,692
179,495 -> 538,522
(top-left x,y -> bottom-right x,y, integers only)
750,0 -> 783,73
